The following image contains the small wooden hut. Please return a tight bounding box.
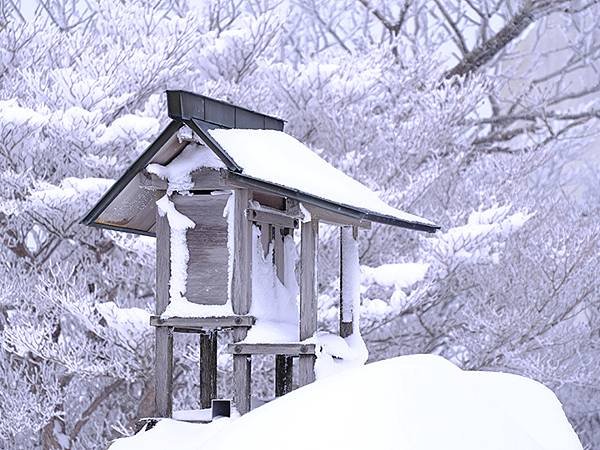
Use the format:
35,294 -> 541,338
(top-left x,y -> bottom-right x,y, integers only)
82,90 -> 438,418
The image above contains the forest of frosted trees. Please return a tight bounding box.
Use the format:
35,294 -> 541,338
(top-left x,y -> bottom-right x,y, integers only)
0,0 -> 599,449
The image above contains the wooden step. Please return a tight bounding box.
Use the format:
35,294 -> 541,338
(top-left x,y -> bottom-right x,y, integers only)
150,315 -> 255,332
225,342 -> 316,356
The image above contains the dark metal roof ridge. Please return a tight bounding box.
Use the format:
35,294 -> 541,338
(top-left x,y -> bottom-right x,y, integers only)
167,90 -> 285,130
80,120 -> 184,226
224,171 -> 440,233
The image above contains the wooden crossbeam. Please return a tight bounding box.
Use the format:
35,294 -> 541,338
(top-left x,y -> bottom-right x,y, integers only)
225,343 -> 316,356
150,315 -> 255,331
246,206 -> 300,229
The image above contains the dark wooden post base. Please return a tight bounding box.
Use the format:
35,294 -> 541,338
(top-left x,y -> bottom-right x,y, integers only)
200,331 -> 218,409
275,355 -> 293,396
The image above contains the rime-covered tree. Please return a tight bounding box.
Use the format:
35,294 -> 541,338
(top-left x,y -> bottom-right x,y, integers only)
0,0 -> 599,449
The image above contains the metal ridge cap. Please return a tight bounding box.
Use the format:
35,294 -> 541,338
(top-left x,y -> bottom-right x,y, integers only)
167,90 -> 286,125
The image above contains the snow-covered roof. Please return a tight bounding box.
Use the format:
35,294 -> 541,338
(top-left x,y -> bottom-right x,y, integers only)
207,128 -> 436,229
81,91 -> 438,235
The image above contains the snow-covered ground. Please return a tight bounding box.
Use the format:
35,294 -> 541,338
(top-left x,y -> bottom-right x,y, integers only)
108,354 -> 581,450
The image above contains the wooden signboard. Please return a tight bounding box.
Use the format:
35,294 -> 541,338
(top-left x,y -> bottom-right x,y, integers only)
173,192 -> 230,305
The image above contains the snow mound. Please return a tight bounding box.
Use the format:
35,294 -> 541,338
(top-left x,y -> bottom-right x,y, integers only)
109,354 -> 581,450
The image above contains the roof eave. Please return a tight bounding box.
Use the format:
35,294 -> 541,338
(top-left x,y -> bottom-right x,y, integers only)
80,119 -> 184,227
224,171 -> 439,233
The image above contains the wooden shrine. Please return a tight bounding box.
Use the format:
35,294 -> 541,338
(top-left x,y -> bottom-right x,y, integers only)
82,90 -> 439,418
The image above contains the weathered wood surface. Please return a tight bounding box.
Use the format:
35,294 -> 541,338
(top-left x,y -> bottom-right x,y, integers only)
225,343 -> 316,355
300,220 -> 318,341
232,327 -> 251,415
250,191 -> 286,210
96,131 -> 186,233
246,207 -> 299,229
174,193 -> 230,306
155,207 -> 173,417
155,326 -> 173,417
273,226 -> 285,284
150,315 -> 255,330
140,167 -> 227,191
298,355 -> 316,386
299,220 -> 318,387
275,355 -> 293,397
305,204 -> 371,229
232,189 -> 252,315
200,331 -> 217,409
156,209 -> 171,315
259,223 -> 272,257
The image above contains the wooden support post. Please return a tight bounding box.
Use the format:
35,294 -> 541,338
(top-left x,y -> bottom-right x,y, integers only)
339,226 -> 358,338
232,327 -> 251,414
232,189 -> 252,315
155,208 -> 173,417
274,226 -> 295,395
155,327 -> 173,418
273,226 -> 285,283
275,355 -> 293,396
299,220 -> 318,386
199,331 -> 217,409
260,224 -> 272,257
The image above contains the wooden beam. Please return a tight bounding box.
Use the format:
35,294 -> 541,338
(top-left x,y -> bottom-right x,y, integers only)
150,315 -> 255,331
299,220 -> 318,386
140,168 -> 227,191
275,355 -> 294,397
200,331 -> 217,409
226,343 -> 316,356
155,207 -> 173,417
305,204 -> 371,229
246,207 -> 300,229
232,327 -> 251,415
232,189 -> 252,315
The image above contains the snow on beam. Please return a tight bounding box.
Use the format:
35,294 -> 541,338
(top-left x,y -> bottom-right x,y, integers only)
339,226 -> 359,338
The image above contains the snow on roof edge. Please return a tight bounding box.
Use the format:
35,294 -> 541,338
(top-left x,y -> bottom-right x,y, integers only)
203,128 -> 439,231
227,170 -> 439,232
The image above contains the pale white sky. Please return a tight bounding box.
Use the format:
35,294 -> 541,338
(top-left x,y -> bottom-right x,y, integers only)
19,0 -> 37,19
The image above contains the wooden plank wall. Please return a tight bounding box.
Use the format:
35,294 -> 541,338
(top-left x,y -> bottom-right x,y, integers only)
174,193 -> 230,305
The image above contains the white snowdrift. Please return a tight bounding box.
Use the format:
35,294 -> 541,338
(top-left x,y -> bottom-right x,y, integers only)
109,354 -> 581,450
